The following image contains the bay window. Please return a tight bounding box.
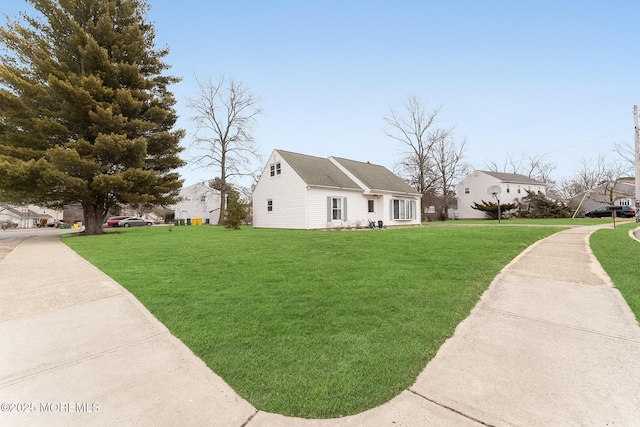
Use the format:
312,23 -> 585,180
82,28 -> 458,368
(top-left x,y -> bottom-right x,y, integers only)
391,199 -> 417,220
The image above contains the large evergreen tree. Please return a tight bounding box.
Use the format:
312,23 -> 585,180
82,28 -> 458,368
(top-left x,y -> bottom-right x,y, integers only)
0,0 -> 184,234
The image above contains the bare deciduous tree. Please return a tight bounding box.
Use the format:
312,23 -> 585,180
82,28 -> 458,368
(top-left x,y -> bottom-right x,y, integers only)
484,153 -> 555,183
385,96 -> 469,220
557,155 -> 625,202
385,96 -> 443,196
433,134 -> 471,217
187,76 -> 262,225
614,140 -> 636,172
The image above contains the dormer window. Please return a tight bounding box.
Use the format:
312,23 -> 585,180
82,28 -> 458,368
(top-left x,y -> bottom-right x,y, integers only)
270,162 -> 281,177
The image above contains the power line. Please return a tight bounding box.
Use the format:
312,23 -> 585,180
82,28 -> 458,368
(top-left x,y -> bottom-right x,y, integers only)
541,129 -> 628,156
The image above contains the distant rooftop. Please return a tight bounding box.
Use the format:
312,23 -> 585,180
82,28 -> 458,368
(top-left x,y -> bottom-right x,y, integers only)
479,171 -> 546,185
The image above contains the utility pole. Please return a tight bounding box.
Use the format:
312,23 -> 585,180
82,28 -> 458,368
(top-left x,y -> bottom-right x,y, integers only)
635,105 -> 639,214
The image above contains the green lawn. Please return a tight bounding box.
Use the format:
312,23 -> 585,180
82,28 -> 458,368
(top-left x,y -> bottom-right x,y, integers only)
64,225 -> 562,418
590,222 -> 640,321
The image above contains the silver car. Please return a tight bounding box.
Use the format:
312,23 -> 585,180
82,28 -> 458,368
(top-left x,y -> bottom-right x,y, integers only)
117,217 -> 155,227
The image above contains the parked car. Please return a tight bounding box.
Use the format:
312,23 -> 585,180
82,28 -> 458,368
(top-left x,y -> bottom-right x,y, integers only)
584,206 -> 636,218
103,216 -> 130,227
117,217 -> 155,227
614,206 -> 637,218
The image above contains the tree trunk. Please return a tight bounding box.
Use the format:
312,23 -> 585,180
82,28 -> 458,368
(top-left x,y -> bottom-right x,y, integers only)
83,203 -> 105,235
218,188 -> 226,225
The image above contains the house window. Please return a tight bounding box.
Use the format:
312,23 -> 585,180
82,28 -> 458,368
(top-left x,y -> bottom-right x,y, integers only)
326,197 -> 347,221
200,195 -> 206,202
368,200 -> 375,213
517,185 -> 521,194
332,197 -> 342,220
267,199 -> 273,212
391,199 -> 417,220
270,162 -> 281,177
185,196 -> 192,202
506,185 -> 510,194
464,187 -> 470,194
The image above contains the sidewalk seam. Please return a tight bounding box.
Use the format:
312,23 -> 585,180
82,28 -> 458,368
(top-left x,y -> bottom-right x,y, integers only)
0,331 -> 169,387
407,389 -> 493,426
240,409 -> 259,426
0,291 -> 125,323
479,306 -> 640,344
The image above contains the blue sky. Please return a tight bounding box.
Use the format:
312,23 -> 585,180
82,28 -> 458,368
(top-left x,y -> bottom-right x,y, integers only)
3,1 -> 639,186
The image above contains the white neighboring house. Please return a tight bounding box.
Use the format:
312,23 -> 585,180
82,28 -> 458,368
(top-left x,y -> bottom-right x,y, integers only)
0,204 -> 63,228
457,171 -> 547,219
252,149 -> 422,229
171,182 -> 222,224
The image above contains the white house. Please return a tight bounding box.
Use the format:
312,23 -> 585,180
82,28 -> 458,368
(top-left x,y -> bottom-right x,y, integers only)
457,171 -> 547,219
171,182 -> 222,224
0,204 -> 63,228
252,150 -> 422,229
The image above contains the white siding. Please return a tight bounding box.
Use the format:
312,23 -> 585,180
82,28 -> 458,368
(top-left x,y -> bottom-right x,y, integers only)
171,183 -> 222,224
252,152 -> 308,229
457,171 -> 547,219
306,188 -> 366,229
457,172 -> 500,219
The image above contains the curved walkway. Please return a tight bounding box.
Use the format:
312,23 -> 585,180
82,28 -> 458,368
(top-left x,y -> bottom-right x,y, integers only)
1,225 -> 639,426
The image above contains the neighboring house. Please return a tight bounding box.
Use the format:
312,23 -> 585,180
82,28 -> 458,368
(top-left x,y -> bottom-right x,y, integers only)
457,171 -> 547,219
568,178 -> 636,216
170,182 -> 222,224
252,149 -> 422,229
0,204 -> 62,228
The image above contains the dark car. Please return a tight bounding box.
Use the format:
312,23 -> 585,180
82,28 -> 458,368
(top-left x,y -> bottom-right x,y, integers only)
103,216 -> 130,227
584,206 -> 636,218
117,217 -> 155,227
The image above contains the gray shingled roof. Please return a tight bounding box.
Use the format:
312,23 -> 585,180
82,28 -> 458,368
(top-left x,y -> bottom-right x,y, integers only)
331,157 -> 419,194
277,150 -> 361,190
276,150 -> 419,194
480,171 -> 545,185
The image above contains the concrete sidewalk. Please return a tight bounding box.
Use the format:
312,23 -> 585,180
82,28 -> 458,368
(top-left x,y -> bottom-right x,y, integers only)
1,226 -> 639,426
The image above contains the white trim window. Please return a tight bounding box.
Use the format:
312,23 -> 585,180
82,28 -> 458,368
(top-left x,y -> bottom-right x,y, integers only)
332,198 -> 342,220
267,199 -> 273,212
367,199 -> 375,213
391,199 -> 417,220
270,162 -> 282,177
326,197 -> 347,221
